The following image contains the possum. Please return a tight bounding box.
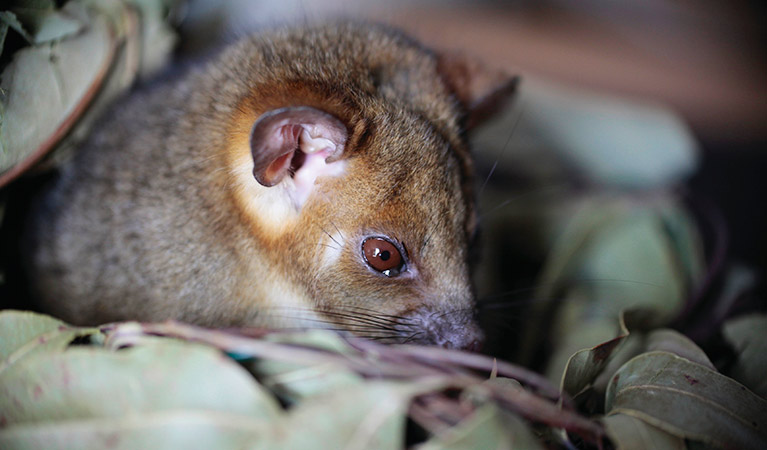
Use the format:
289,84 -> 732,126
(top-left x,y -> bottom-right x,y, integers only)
23,22 -> 517,350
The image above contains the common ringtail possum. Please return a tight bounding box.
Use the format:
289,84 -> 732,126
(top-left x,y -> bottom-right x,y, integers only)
24,22 -> 516,350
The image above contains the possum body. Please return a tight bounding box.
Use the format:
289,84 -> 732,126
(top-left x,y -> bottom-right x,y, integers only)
25,22 -> 515,349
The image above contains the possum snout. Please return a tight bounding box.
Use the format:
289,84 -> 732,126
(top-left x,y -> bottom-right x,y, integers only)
406,307 -> 484,351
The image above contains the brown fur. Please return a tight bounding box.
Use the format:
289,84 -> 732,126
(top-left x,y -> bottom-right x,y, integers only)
24,22 -> 515,349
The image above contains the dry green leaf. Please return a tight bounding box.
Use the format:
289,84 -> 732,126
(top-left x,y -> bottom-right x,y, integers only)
603,414 -> 686,450
418,403 -> 543,450
128,0 -> 180,78
27,8 -> 84,44
248,330 -> 365,402
0,8 -> 115,184
0,411 -> 272,450
722,314 -> 767,398
560,334 -> 626,399
274,382 -> 428,449
605,351 -> 767,449
0,310 -> 99,377
644,328 -> 713,369
0,11 -> 33,45
0,340 -> 281,427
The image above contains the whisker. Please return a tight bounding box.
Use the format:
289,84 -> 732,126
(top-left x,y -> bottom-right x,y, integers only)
317,312 -> 403,332
323,308 -> 409,326
402,331 -> 425,344
339,305 -> 417,323
480,183 -> 568,222
329,220 -> 346,241
478,102 -> 525,197
319,226 -> 343,248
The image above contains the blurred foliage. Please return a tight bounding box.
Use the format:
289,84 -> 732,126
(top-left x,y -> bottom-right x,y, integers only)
1,310 -> 765,448
0,0 -> 182,186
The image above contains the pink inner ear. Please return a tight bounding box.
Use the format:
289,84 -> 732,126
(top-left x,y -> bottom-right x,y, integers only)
250,106 -> 348,194
264,151 -> 294,184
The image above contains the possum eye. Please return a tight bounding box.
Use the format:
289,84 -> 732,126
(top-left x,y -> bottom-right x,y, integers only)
362,237 -> 405,277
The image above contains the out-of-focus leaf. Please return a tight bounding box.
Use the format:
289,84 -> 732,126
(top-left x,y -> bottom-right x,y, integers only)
418,403 -> 543,450
27,9 -> 84,44
249,357 -> 364,404
531,197 -> 699,379
605,351 -> 767,449
0,411 -> 274,450
538,198 -> 693,324
128,0 -> 180,78
658,206 -> 705,288
560,333 -> 626,399
0,310 -> 99,375
0,340 -> 281,427
273,382 -> 428,449
644,328 -> 713,369
247,329 -> 364,402
0,7 -> 115,185
722,314 -> 767,398
603,414 -> 686,450
0,11 -> 33,44
522,80 -> 699,189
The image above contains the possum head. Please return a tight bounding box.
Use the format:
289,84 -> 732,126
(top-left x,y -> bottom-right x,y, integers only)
223,25 -> 517,350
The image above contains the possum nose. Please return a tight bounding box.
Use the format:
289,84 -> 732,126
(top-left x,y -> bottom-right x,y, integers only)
441,324 -> 485,351
404,306 -> 485,351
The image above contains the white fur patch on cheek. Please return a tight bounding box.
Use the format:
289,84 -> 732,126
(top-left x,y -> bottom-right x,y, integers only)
320,231 -> 346,269
258,274 -> 322,328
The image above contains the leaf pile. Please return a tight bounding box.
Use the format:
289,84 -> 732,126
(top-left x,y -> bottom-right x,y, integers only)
469,79 -> 767,448
0,0 -> 182,187
1,309 -> 765,449
0,311 -> 602,449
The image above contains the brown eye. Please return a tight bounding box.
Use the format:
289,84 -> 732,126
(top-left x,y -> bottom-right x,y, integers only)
362,237 -> 405,277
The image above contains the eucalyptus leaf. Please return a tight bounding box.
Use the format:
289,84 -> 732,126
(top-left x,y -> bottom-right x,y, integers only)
0,411 -> 275,450
127,0 -> 180,78
722,314 -> 767,398
418,403 -> 543,450
536,197 -> 692,326
644,328 -> 713,369
276,381 -> 436,449
0,340 -> 282,427
248,330 -> 365,401
0,310 -> 67,360
559,333 -> 626,399
519,80 -> 699,188
0,9 -> 115,184
28,9 -> 84,44
0,10 -> 33,43
603,414 -> 686,450
606,351 -> 767,449
249,358 -> 364,404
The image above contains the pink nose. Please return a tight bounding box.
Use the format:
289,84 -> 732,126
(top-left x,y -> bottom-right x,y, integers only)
441,334 -> 484,352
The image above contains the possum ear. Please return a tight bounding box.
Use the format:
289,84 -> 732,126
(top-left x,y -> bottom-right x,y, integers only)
250,106 -> 348,187
437,53 -> 519,130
